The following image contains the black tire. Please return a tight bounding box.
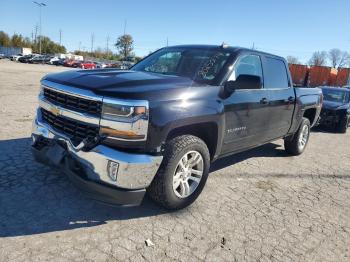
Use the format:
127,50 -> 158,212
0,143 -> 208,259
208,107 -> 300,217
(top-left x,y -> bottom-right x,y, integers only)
148,135 -> 210,210
337,116 -> 348,134
284,117 -> 311,156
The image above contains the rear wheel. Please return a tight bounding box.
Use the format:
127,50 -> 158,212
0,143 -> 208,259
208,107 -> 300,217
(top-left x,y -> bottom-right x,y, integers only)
284,117 -> 311,156
337,116 -> 349,133
148,135 -> 210,210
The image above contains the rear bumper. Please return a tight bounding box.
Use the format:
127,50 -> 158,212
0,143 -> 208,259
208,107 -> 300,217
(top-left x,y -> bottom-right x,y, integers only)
31,113 -> 163,206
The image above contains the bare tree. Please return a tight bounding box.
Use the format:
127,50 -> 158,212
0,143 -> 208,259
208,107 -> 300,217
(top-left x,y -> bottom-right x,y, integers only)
309,51 -> 327,66
328,49 -> 350,68
286,56 -> 300,64
338,51 -> 350,68
328,48 -> 342,68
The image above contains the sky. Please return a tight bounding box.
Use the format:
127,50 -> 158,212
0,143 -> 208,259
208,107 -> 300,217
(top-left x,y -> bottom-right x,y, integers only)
1,0 -> 350,63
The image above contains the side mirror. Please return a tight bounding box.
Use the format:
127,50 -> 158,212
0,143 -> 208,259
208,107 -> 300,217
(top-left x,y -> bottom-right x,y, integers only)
224,74 -> 262,92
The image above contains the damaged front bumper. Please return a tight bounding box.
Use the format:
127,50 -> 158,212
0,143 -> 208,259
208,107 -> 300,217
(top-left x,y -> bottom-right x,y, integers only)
31,111 -> 163,206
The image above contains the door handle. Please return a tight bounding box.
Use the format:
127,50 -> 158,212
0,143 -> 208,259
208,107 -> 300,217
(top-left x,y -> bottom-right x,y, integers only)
260,97 -> 269,104
288,96 -> 295,102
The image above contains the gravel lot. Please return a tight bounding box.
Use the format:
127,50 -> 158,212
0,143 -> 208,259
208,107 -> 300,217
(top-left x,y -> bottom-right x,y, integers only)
0,59 -> 349,262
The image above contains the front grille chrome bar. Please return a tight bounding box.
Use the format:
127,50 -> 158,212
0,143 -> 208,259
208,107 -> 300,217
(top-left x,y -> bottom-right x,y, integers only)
39,96 -> 100,126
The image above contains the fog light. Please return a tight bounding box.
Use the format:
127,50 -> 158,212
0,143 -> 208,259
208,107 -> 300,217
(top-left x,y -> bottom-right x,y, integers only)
107,161 -> 119,181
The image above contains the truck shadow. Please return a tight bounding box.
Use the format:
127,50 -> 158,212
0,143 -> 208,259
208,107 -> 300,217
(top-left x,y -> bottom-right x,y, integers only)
0,137 -> 286,237
0,137 -> 169,238
311,126 -> 338,134
211,143 -> 287,172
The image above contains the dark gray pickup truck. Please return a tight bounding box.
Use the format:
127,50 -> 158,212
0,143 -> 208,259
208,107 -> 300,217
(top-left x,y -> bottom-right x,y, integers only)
32,45 -> 322,209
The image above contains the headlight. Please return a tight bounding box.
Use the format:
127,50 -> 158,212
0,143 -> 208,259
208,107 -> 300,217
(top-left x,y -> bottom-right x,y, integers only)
100,99 -> 149,141
102,103 -> 146,120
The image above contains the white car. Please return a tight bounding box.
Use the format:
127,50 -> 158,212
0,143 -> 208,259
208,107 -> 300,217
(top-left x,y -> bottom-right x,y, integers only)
49,57 -> 60,64
10,54 -> 23,61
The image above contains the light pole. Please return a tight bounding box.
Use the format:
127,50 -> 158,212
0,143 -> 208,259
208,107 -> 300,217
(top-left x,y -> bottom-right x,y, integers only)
33,1 -> 46,54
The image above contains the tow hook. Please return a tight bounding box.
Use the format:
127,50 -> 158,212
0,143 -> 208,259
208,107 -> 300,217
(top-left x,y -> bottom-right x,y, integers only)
75,135 -> 106,152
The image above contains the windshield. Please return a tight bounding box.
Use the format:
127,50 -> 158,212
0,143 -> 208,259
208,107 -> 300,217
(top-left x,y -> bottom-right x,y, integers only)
322,89 -> 349,103
132,48 -> 232,85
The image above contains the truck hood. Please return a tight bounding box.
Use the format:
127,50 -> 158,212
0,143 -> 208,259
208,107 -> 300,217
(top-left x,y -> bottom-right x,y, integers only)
322,100 -> 348,110
43,69 -> 202,100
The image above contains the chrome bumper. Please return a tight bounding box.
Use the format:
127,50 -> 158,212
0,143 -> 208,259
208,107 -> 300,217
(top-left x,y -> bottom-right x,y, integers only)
31,110 -> 163,191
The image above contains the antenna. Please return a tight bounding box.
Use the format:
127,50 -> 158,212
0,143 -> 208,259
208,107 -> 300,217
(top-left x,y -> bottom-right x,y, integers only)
221,42 -> 229,48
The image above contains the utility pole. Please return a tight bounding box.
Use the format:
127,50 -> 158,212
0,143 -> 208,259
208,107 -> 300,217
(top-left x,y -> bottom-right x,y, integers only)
123,19 -> 127,35
34,24 -> 38,44
91,33 -> 95,53
33,2 -> 47,54
59,29 -> 62,45
78,41 -> 81,52
106,35 -> 110,56
166,37 -> 169,47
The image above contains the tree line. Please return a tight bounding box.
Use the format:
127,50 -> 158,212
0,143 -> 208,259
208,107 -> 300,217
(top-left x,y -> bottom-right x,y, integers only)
0,30 -> 141,61
74,34 -> 142,62
287,49 -> 350,68
0,31 -> 66,54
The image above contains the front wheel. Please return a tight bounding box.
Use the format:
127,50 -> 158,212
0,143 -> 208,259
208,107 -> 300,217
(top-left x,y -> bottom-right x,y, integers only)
284,117 -> 311,156
148,135 -> 210,210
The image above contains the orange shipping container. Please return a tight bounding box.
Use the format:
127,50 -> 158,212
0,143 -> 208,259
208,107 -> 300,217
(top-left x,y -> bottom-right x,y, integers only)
308,66 -> 331,87
335,68 -> 350,86
288,64 -> 309,86
328,68 -> 338,86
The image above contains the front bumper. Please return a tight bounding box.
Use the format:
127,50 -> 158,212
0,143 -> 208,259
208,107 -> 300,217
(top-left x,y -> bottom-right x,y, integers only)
31,113 -> 163,206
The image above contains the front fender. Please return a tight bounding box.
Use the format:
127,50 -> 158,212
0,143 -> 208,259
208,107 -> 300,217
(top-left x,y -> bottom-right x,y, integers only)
146,95 -> 225,155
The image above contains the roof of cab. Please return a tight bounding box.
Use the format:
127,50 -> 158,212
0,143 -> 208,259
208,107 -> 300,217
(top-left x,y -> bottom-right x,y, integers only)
166,44 -> 285,60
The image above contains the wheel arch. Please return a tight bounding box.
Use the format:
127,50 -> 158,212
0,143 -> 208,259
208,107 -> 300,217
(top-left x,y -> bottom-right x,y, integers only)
166,122 -> 219,160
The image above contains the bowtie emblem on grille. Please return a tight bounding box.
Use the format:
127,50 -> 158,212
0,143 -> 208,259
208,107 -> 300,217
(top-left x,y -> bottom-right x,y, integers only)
50,106 -> 61,116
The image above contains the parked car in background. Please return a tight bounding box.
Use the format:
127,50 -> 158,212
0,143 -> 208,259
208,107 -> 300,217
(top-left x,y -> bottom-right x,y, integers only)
0,54 -> 5,59
94,62 -> 107,68
319,86 -> 350,133
73,60 -> 96,69
29,55 -> 52,64
63,59 -> 76,67
18,54 -> 38,63
49,56 -> 60,64
52,58 -> 65,66
10,54 -> 24,61
343,85 -> 350,89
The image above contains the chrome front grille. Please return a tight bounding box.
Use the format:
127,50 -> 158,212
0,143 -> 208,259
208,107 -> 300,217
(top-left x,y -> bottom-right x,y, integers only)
41,108 -> 99,145
43,87 -> 102,116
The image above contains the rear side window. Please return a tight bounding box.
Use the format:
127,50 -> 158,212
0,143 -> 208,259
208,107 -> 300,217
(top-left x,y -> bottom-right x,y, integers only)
264,57 -> 289,89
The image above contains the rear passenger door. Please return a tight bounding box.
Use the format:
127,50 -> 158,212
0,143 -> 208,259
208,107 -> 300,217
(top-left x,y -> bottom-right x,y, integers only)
262,56 -> 295,139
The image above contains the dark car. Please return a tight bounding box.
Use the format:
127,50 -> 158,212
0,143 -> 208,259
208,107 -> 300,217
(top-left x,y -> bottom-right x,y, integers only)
319,87 -> 350,133
52,58 -> 66,66
30,55 -> 53,64
32,45 -> 322,210
18,54 -> 37,63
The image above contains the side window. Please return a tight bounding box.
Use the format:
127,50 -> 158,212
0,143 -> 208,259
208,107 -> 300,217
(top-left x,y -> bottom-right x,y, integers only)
230,55 -> 263,82
264,57 -> 289,89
